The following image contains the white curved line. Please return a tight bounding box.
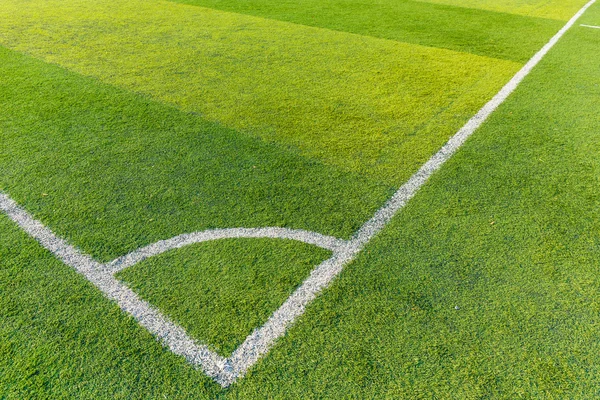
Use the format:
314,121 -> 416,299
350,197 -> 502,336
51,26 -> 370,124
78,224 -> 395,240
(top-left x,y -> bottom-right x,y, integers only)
105,228 -> 347,274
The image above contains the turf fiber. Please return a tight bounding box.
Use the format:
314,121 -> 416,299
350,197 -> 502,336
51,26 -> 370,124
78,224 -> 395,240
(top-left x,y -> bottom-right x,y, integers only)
0,0 -> 598,397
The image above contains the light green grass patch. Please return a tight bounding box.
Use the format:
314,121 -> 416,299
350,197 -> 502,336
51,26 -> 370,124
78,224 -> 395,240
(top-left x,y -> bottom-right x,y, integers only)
0,0 -> 520,185
117,239 -> 331,355
416,0 -> 587,20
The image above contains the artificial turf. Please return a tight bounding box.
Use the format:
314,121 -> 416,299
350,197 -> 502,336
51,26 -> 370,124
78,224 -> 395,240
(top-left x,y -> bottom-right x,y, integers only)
1,0 -> 598,397
169,0 -> 564,61
227,10 -> 600,397
0,0 -> 521,184
0,214 -> 223,399
0,46 -> 392,261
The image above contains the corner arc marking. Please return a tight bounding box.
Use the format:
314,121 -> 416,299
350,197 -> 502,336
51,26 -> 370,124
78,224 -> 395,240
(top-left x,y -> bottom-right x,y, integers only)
106,227 -> 347,274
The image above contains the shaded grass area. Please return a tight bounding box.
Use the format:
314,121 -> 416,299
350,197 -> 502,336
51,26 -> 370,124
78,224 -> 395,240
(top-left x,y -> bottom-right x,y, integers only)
0,214 -> 226,399
228,13 -> 600,398
169,0 -> 564,62
418,0 -> 587,20
0,0 -> 520,184
117,239 -> 330,356
0,46 -> 392,261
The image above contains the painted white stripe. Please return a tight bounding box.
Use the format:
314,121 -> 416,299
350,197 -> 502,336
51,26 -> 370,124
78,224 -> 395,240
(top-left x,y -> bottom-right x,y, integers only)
106,228 -> 347,274
352,0 -> 598,249
0,0 -> 594,388
581,24 -> 600,28
224,243 -> 357,386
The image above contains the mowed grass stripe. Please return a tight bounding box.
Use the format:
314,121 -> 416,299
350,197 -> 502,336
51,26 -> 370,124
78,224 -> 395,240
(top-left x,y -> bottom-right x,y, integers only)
170,0 -> 564,62
228,5 -> 600,397
417,0 -> 588,20
0,46 -> 392,261
0,0 -> 520,185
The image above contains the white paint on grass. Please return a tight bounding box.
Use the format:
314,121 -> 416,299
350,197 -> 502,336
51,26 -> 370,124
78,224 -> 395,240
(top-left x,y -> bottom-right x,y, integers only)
0,192 -> 348,385
106,227 -> 347,274
0,0 -> 595,388
351,0 -> 597,249
581,24 -> 600,29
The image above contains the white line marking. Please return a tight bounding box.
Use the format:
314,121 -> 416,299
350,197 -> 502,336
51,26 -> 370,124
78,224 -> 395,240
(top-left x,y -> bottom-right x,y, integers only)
106,228 -> 347,274
0,191 -> 349,385
0,0 -> 594,388
221,0 -> 596,384
581,24 -> 600,28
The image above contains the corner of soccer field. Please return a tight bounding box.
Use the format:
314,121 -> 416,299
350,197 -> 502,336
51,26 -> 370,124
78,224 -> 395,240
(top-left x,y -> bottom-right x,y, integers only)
1,0 -> 599,398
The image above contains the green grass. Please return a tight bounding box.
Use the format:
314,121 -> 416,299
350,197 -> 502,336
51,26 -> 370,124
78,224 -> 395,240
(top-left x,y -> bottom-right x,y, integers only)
0,0 -> 521,185
117,239 -> 331,356
0,214 -> 223,399
168,0 -> 564,61
418,0 -> 587,20
1,0 -> 598,397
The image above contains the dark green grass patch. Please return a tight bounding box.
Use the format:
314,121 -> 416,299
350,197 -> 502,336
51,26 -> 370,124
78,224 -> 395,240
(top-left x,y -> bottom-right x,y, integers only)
170,0 -> 565,62
0,46 -> 392,261
117,239 -> 330,355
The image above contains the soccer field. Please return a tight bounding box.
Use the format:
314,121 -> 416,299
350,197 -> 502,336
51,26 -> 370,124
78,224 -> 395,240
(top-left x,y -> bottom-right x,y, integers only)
1,0 -> 599,397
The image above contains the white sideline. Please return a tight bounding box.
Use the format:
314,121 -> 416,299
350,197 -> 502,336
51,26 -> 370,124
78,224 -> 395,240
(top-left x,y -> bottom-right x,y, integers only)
221,0 -> 596,384
0,0 -> 595,388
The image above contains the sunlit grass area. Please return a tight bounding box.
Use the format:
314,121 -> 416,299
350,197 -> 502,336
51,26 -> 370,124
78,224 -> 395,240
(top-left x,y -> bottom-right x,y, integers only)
0,46 -> 392,260
170,0 -> 565,60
